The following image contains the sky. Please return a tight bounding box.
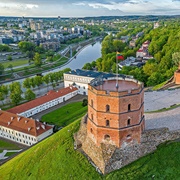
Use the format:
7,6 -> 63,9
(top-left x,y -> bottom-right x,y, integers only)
0,0 -> 180,17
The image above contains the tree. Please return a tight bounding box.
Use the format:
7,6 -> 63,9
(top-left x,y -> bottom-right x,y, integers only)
23,78 -> 31,89
7,64 -> 13,73
42,74 -> 50,91
18,41 -> 35,52
25,89 -> 36,101
9,82 -> 21,93
172,52 -> 180,66
0,92 -> 4,105
34,76 -> 43,90
82,98 -> 88,106
0,63 -> 4,75
7,55 -> 12,61
1,85 -> 9,98
33,52 -> 42,67
10,88 -> 22,105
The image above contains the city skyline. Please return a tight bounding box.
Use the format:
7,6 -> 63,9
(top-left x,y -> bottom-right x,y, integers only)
0,0 -> 180,17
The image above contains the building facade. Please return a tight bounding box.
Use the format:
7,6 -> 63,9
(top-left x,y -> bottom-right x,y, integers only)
86,77 -> 145,148
8,87 -> 78,118
0,110 -> 53,146
64,69 -> 116,95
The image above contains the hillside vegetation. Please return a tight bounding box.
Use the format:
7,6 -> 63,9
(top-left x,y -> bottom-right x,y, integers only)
0,119 -> 180,180
83,20 -> 180,87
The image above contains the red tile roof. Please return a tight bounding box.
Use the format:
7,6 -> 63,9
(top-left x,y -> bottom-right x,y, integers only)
7,86 -> 78,114
0,110 -> 52,136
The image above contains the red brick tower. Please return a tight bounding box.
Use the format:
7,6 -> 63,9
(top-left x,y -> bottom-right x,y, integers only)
87,76 -> 145,148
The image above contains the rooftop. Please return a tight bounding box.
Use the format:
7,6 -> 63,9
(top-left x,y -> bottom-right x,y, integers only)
91,77 -> 142,92
0,110 -> 52,137
64,69 -> 123,79
8,86 -> 78,114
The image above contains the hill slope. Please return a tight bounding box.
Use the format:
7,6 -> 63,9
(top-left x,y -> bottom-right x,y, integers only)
0,119 -> 180,180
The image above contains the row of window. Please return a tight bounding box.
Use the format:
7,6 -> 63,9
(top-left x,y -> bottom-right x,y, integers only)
90,130 -> 132,141
24,97 -> 66,117
0,130 -> 36,141
91,100 -> 132,112
0,133 -> 36,145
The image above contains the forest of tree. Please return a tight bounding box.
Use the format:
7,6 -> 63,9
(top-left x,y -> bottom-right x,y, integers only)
83,20 -> 180,87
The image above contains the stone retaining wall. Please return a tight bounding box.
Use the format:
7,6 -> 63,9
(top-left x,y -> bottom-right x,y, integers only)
74,116 -> 180,174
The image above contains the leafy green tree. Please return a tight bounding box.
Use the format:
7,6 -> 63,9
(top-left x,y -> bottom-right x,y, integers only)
30,78 -> 36,89
7,55 -> 12,61
33,53 -> 42,67
34,76 -> 43,90
25,89 -> 36,101
0,63 -> 4,75
18,41 -> 35,52
172,52 -> 180,66
0,92 -> 4,105
9,82 -> 21,93
7,64 -> 13,73
1,85 -> 8,98
82,63 -> 92,70
42,74 -> 50,91
10,89 -> 22,106
23,78 -> 31,89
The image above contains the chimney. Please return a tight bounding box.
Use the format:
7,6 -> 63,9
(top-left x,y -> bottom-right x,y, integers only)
17,116 -> 21,121
41,125 -> 45,130
28,127 -> 31,131
25,120 -> 28,124
8,122 -> 11,125
11,117 -> 14,121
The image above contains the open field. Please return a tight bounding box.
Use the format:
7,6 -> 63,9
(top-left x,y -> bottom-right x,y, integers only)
2,59 -> 29,68
0,139 -> 20,150
41,101 -> 87,127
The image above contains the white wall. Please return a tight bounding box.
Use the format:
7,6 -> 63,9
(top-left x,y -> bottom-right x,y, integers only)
19,89 -> 78,118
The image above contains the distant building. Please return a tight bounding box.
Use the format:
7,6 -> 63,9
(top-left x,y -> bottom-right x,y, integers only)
40,42 -> 60,51
64,69 -> 117,95
154,22 -> 160,29
0,110 -> 53,146
8,87 -> 78,118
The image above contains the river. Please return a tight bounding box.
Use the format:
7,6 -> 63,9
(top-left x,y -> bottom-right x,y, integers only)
59,41 -> 101,70
2,41 -> 102,86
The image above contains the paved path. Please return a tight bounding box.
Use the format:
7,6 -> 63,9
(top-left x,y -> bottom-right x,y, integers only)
144,88 -> 180,112
145,106 -> 180,131
32,94 -> 86,120
0,149 -> 22,160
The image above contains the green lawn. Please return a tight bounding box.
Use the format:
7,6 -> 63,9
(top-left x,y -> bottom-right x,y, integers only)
0,120 -> 179,180
2,59 -> 29,68
41,101 -> 87,127
5,152 -> 17,157
0,139 -> 19,150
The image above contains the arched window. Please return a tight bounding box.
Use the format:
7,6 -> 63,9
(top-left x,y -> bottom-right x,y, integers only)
91,114 -> 94,121
127,119 -> 130,126
127,134 -> 131,139
104,134 -> 110,140
106,120 -> 110,127
106,105 -> 110,112
90,128 -> 93,133
91,99 -> 93,107
128,104 -> 131,111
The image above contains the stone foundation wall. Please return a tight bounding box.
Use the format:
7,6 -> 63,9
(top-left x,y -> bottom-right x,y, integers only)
74,116 -> 180,174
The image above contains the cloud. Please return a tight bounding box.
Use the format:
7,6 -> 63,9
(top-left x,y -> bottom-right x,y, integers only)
0,0 -> 180,17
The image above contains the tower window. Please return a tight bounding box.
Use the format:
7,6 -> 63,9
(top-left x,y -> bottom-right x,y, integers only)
91,99 -> 93,107
106,120 -> 110,127
127,134 -> 131,139
106,105 -> 110,112
128,104 -> 131,111
90,128 -> 93,133
104,134 -> 110,140
127,119 -> 131,126
91,114 -> 94,121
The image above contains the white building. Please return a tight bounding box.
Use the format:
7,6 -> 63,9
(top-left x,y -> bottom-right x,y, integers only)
0,110 -> 53,146
8,86 -> 78,118
64,69 -> 117,95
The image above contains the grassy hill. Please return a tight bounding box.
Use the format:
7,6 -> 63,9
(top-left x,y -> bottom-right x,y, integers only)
0,119 -> 180,180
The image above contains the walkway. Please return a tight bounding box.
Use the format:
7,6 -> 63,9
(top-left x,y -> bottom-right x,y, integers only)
0,149 -> 22,160
144,88 -> 180,112
145,106 -> 180,131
